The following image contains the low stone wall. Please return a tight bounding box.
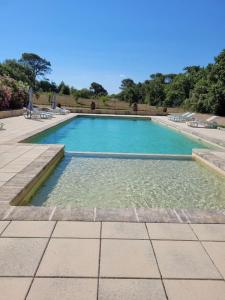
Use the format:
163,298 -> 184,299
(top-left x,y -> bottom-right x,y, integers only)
70,107 -> 167,116
0,109 -> 23,119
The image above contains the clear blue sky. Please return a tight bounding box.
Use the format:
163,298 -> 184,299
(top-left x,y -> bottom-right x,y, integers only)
1,0 -> 225,93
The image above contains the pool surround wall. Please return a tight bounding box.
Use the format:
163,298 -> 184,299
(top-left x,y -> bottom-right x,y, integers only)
1,145 -> 64,206
193,150 -> 225,178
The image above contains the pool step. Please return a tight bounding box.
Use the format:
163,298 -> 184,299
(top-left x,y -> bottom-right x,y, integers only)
66,151 -> 192,161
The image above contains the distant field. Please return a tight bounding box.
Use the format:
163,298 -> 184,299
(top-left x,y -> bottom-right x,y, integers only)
34,93 -> 183,114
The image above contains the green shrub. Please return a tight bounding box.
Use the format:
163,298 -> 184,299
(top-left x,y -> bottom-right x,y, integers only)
0,75 -> 28,110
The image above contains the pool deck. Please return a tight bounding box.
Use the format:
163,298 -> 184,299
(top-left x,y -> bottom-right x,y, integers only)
1,114 -> 225,299
1,221 -> 225,299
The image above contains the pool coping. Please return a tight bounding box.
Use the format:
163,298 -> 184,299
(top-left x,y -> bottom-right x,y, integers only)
1,113 -> 225,223
0,206 -> 225,223
151,116 -> 225,149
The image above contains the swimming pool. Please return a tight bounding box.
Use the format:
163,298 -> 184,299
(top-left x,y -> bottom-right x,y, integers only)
28,116 -> 213,154
27,115 -> 225,210
31,154 -> 225,209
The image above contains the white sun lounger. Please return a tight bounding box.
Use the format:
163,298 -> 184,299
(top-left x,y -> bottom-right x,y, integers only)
50,107 -> 70,115
168,112 -> 190,121
33,108 -> 53,119
23,108 -> 53,119
172,112 -> 195,122
187,116 -> 218,128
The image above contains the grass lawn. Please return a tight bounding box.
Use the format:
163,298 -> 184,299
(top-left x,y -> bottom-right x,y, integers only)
34,93 -> 183,114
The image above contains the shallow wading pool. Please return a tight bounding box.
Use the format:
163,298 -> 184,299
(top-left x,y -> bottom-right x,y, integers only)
30,154 -> 225,209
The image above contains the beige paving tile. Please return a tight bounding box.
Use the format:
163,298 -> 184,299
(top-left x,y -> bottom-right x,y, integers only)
0,238 -> 48,276
0,115 -> 75,143
153,241 -> 221,279
164,279 -> 225,300
147,223 -> 197,240
52,221 -> 100,238
191,224 -> 225,241
203,242 -> 225,278
0,165 -> 27,173
0,172 -> 16,181
2,221 -> 55,237
37,239 -> 99,277
102,222 -> 148,239
100,239 -> 160,278
0,277 -> 32,300
99,279 -> 166,300
0,221 -> 9,234
27,278 -> 97,300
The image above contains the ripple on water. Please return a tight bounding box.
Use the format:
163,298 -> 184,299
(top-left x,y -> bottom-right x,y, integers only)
31,155 -> 225,209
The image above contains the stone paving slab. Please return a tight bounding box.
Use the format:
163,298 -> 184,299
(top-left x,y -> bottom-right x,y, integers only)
0,172 -> 16,181
0,206 -> 9,219
146,223 -> 197,240
2,221 -> 55,237
0,237 -> 48,276
5,206 -> 54,220
98,279 -> 167,300
27,278 -> 98,300
96,208 -> 137,222
136,208 -> 181,223
52,221 -> 100,238
164,279 -> 225,300
191,224 -> 225,241
203,242 -> 225,279
0,221 -> 9,234
153,240 -> 222,279
0,277 -> 32,300
52,207 -> 95,221
100,239 -> 160,278
102,222 -> 149,239
37,238 -> 99,277
0,221 -> 224,298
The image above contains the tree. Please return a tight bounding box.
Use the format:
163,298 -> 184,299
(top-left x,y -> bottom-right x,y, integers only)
213,49 -> 225,84
208,82 -> 225,115
144,79 -> 165,106
19,53 -> 52,80
58,81 -> 70,95
38,80 -> 58,92
0,59 -> 34,86
90,82 -> 108,97
120,78 -> 135,90
73,88 -> 93,99
150,73 -> 165,84
118,79 -> 143,104
119,85 -> 140,105
165,74 -> 191,106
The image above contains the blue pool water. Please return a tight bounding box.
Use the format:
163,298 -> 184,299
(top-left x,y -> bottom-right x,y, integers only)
28,116 -> 212,154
